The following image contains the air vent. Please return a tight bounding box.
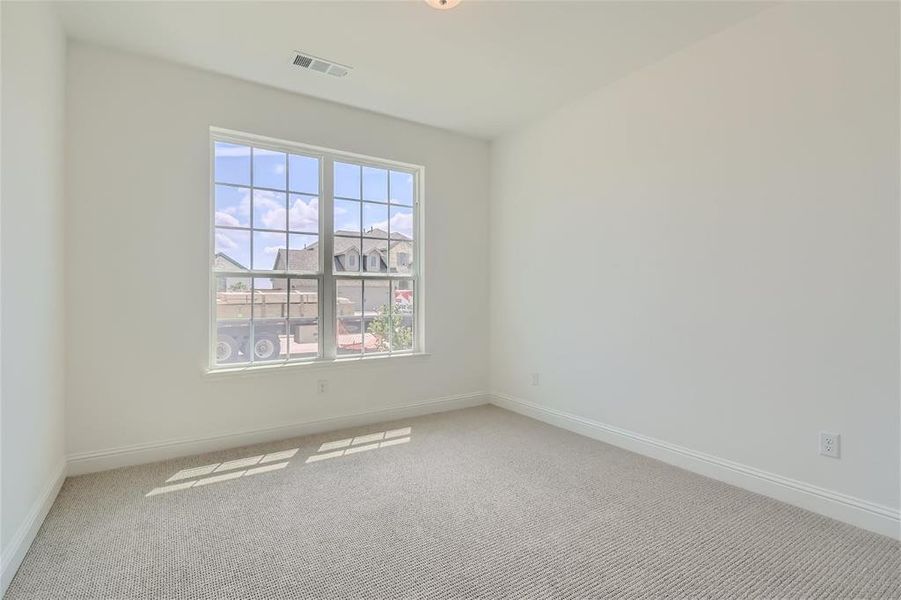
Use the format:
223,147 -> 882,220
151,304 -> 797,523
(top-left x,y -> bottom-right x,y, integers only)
292,51 -> 352,78
293,54 -> 313,69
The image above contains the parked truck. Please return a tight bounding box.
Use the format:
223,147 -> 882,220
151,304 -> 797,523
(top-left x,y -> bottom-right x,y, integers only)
215,288 -> 412,363
215,288 -> 328,363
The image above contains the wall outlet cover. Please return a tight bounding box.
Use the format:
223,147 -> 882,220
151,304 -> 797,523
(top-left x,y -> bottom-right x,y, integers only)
819,431 -> 841,458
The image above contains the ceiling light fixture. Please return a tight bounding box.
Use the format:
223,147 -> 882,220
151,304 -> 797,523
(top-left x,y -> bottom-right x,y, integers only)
425,0 -> 460,10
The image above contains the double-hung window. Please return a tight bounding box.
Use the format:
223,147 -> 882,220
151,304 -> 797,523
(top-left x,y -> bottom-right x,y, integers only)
210,129 -> 421,370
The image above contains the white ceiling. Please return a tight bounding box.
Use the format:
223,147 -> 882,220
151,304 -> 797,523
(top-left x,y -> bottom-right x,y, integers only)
55,1 -> 770,140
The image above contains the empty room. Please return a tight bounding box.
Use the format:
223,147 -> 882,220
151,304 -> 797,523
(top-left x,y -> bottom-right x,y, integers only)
1,0 -> 899,598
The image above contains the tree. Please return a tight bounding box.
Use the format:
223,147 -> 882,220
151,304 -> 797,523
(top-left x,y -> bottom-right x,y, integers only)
367,303 -> 412,351
228,280 -> 249,292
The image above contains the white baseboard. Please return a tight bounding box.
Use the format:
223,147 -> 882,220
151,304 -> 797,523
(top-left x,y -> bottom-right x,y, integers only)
490,392 -> 900,540
1,460 -> 67,597
67,391 -> 489,476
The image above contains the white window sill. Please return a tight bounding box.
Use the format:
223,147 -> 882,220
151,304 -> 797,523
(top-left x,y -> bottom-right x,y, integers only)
205,352 -> 431,379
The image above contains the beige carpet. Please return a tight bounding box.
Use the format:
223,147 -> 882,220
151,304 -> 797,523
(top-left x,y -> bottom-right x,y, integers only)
7,405 -> 900,599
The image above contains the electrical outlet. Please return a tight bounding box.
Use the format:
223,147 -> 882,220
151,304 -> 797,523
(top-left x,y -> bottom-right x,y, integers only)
819,432 -> 840,458
317,379 -> 328,394
531,373 -> 540,386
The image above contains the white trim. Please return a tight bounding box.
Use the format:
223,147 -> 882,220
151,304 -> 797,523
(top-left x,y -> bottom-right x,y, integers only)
490,392 -> 900,540
206,350 -> 430,378
210,127 -> 423,173
1,460 -> 66,597
68,391 -> 488,476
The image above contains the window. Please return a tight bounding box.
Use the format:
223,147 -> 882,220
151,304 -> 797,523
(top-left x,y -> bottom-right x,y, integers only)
345,250 -> 359,271
367,252 -> 380,272
210,129 -> 421,369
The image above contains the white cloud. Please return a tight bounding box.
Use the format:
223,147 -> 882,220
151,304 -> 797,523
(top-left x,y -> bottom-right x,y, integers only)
215,186 -> 251,225
264,246 -> 281,256
235,192 -> 251,219
372,211 -> 413,237
215,231 -> 238,250
253,191 -> 285,229
252,192 -> 319,232
289,196 -> 319,232
215,212 -> 241,227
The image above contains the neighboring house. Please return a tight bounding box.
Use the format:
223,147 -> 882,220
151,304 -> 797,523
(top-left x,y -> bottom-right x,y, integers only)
271,228 -> 413,289
216,229 -> 412,313
214,252 -> 250,291
271,229 -> 412,312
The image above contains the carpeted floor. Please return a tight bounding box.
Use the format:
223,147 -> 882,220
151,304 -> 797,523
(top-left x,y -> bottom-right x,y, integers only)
7,405 -> 900,599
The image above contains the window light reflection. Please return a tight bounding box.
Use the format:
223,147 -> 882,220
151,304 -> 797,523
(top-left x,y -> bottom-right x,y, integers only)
166,448 -> 299,483
146,461 -> 290,497
307,434 -> 411,464
317,426 -> 411,453
147,426 -> 413,497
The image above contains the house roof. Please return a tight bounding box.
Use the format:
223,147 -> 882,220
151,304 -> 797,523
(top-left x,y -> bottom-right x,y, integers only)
273,246 -> 319,272
214,252 -> 248,271
273,228 -> 411,272
217,229 -> 411,272
335,228 -> 410,242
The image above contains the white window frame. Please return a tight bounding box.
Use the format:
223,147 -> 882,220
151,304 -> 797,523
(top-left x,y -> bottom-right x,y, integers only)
208,127 -> 425,372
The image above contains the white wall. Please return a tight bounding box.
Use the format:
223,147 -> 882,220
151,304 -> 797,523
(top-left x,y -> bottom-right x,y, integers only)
0,0 -> 67,591
490,1 -> 899,517
64,43 -> 489,464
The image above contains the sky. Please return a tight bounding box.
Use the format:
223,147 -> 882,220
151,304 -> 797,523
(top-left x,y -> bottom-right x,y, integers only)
213,142 -> 414,272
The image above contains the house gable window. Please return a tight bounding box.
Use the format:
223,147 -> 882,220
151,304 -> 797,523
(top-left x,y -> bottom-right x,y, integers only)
211,128 -> 422,370
345,249 -> 359,271
367,252 -> 381,272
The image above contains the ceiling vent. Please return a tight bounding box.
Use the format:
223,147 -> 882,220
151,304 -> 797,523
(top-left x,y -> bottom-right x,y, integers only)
292,51 -> 352,78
